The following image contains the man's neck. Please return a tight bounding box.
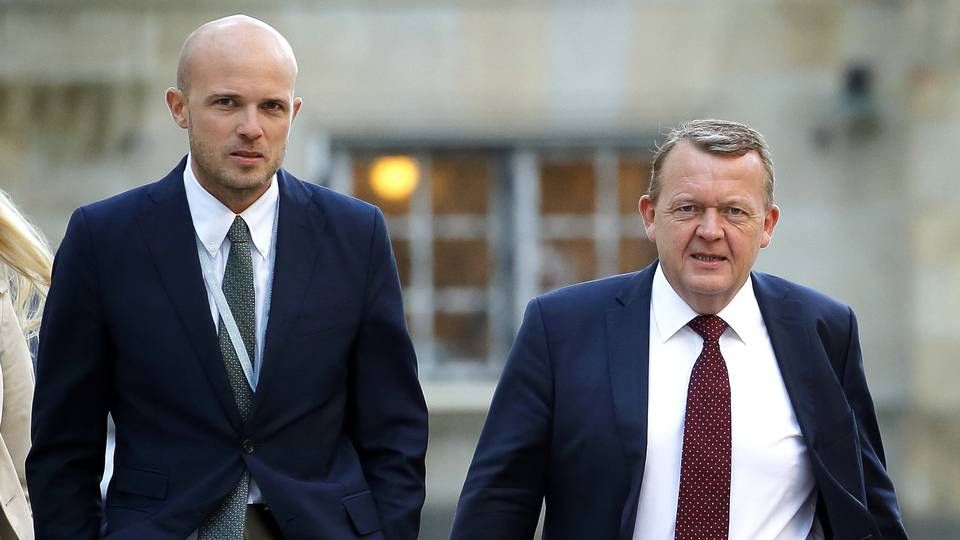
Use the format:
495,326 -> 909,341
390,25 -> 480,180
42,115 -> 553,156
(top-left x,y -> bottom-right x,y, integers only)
200,183 -> 271,214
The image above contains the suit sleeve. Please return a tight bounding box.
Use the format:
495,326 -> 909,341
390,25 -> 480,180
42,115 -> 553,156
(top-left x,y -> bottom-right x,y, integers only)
840,308 -> 908,539
26,208 -> 111,539
349,208 -> 428,540
450,298 -> 553,540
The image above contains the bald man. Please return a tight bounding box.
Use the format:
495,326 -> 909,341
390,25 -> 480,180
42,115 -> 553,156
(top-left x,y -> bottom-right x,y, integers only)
27,15 -> 427,540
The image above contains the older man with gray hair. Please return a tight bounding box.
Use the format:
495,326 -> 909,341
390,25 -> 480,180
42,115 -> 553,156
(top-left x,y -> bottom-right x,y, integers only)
451,119 -> 907,540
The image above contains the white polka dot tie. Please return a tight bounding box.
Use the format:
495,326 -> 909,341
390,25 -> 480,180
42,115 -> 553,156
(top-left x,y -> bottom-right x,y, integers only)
675,315 -> 731,540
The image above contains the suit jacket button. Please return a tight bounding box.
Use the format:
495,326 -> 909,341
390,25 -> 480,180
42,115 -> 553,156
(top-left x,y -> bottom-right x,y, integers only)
242,439 -> 255,454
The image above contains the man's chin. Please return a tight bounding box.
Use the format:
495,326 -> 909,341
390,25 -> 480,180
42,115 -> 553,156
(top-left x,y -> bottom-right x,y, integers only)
683,276 -> 734,298
219,167 -> 276,191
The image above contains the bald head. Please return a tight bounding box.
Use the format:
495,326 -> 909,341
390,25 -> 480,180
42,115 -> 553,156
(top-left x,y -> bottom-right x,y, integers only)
176,14 -> 298,94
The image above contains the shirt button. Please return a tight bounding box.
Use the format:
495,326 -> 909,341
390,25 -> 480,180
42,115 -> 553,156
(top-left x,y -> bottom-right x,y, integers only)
241,439 -> 255,454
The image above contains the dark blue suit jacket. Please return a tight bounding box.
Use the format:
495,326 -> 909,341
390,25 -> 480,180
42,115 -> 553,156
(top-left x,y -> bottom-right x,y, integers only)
27,159 -> 428,539
451,262 -> 906,540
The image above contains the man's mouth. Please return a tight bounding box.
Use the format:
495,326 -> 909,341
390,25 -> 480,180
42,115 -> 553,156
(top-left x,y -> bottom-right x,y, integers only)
691,254 -> 726,262
231,150 -> 264,158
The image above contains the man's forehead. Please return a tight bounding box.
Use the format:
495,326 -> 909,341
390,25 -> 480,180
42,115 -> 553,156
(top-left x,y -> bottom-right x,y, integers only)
658,159 -> 766,205
662,143 -> 763,181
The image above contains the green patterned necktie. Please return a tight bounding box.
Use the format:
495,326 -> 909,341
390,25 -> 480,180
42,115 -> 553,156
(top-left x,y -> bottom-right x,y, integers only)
199,216 -> 256,539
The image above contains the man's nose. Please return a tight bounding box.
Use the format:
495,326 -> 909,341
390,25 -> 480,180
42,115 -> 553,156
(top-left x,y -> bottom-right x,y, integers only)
237,108 -> 264,139
696,208 -> 724,241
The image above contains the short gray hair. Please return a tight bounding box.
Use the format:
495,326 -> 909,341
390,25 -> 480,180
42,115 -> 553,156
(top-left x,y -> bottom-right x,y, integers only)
648,119 -> 775,205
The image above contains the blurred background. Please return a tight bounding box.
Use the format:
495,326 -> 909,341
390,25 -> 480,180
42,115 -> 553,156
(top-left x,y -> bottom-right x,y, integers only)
2,0 -> 958,537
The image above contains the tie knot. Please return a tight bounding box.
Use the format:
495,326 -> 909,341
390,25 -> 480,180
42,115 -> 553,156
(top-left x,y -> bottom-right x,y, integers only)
688,314 -> 727,342
227,216 -> 252,244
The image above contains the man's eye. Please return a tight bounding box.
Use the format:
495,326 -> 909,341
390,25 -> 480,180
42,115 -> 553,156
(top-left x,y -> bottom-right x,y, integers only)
676,205 -> 696,213
726,207 -> 745,216
263,102 -> 284,111
214,98 -> 234,107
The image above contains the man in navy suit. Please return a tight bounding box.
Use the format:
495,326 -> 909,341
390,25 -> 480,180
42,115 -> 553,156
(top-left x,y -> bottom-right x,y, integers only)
451,119 -> 906,539
27,15 -> 427,539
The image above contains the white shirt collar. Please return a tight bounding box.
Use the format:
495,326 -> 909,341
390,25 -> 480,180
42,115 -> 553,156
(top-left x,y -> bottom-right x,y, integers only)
183,154 -> 278,260
651,264 -> 765,345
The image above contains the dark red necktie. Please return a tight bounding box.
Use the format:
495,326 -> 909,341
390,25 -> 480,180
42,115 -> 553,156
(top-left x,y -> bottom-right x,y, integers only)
675,315 -> 731,540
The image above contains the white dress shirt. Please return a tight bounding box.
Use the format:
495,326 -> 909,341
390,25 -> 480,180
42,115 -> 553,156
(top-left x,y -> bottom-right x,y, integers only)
183,154 -> 277,510
633,267 -> 819,539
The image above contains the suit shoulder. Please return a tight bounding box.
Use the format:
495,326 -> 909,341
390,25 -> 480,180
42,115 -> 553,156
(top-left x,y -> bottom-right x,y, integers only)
299,180 -> 371,208
536,272 -> 638,312
753,272 -> 852,318
72,181 -> 158,229
294,178 -> 381,220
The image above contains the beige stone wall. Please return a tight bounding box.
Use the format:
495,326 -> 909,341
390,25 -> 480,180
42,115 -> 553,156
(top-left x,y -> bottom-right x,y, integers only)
905,14 -> 960,518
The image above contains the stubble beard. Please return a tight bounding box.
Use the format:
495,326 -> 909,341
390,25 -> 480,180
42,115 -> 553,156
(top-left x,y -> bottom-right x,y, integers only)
189,132 -> 286,204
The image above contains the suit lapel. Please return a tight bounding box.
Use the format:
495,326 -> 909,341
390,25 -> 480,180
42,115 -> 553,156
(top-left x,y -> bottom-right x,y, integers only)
251,170 -> 326,417
137,158 -> 243,431
606,263 -> 656,539
752,273 -> 819,448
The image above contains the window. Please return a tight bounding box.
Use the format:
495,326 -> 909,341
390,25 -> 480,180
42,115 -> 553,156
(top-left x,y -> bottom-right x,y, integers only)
324,140 -> 658,379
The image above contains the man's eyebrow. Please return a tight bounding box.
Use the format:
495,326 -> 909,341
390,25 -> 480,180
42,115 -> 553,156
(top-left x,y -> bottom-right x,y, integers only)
205,92 -> 241,100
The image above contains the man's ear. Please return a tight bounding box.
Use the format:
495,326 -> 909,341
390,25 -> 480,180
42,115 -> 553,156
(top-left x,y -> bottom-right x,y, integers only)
165,87 -> 189,129
760,203 -> 780,249
639,195 -> 657,242
292,96 -> 303,121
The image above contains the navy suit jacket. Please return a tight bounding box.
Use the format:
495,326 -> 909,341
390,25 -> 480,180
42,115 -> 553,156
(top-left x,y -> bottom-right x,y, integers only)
27,159 -> 428,539
451,262 -> 906,540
